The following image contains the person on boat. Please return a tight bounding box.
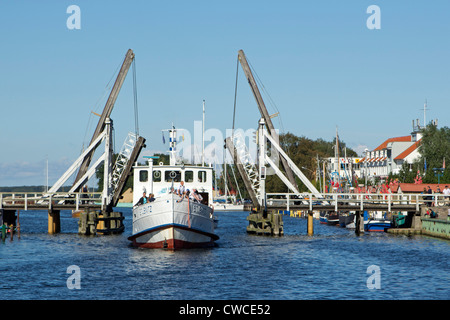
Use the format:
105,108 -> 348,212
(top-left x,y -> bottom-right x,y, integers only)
177,181 -> 186,197
135,192 -> 148,206
191,189 -> 203,203
148,193 -> 155,202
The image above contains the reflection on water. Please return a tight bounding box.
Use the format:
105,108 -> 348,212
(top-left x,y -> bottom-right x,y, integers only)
1,208 -> 448,300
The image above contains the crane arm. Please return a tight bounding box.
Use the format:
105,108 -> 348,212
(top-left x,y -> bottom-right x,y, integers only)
237,49 -> 298,192
73,49 -> 135,190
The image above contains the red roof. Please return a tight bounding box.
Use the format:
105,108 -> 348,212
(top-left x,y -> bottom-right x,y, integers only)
394,140 -> 421,160
391,183 -> 445,193
374,136 -> 411,151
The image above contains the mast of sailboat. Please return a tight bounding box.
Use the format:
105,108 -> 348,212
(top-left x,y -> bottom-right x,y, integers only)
336,126 -> 340,184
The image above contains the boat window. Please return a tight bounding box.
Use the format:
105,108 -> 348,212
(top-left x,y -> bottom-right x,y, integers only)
165,170 -> 181,182
185,170 -> 193,183
198,170 -> 207,183
139,170 -> 148,182
153,170 -> 161,182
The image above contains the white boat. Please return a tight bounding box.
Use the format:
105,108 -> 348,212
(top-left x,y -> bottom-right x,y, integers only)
128,193 -> 218,249
212,201 -> 244,211
128,125 -> 219,249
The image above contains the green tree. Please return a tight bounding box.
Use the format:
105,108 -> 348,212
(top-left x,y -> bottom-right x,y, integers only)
418,124 -> 450,183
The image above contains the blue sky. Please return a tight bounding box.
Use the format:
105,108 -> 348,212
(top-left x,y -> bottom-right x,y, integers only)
1,0 -> 450,186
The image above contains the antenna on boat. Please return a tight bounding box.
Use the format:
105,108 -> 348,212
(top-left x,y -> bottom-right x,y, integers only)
169,124 -> 177,166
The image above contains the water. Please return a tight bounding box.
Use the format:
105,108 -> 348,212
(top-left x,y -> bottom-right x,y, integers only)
0,209 -> 448,300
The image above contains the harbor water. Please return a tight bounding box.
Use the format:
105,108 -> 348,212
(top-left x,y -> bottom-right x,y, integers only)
1,208 -> 448,300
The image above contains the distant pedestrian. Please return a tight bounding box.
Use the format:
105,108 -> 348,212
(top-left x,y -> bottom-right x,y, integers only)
427,186 -> 433,207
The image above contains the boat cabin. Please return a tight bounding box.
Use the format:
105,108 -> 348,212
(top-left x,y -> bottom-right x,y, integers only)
133,159 -> 214,206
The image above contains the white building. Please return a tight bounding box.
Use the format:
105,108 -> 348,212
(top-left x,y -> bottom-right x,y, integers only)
361,119 -> 425,179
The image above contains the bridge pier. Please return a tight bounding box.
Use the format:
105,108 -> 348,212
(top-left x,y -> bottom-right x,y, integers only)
48,209 -> 61,234
247,210 -> 284,236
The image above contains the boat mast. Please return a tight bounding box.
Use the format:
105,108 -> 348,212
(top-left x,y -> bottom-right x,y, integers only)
202,100 -> 205,167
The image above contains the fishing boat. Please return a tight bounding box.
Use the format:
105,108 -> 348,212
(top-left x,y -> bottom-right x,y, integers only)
128,125 -> 219,249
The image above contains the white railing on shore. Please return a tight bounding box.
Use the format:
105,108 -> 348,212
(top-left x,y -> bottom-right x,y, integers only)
266,192 -> 450,212
0,192 -> 103,211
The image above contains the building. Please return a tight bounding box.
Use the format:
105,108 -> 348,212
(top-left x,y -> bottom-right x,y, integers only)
361,119 -> 428,180
326,156 -> 363,185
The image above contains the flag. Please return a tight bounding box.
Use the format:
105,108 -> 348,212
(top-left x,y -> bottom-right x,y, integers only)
162,132 -> 165,144
444,158 -> 446,169
424,158 -> 427,171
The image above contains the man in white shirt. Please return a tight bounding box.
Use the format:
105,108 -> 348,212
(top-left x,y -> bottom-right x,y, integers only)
443,186 -> 450,204
177,181 -> 186,197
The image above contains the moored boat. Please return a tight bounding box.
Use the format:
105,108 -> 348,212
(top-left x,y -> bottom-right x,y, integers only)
128,125 -> 219,249
327,212 -> 340,226
363,211 -> 392,232
339,212 -> 355,228
319,211 -> 328,224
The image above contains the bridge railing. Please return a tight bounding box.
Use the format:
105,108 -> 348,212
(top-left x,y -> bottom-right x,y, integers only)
0,191 -> 103,211
266,192 -> 450,212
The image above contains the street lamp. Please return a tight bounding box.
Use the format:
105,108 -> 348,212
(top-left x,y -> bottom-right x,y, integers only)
433,168 -> 444,184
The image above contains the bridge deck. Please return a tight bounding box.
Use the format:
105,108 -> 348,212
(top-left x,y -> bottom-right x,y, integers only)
0,192 -> 103,212
265,192 -> 449,213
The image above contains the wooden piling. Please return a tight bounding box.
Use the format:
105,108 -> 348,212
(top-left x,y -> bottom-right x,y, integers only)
48,209 -> 61,234
307,210 -> 314,236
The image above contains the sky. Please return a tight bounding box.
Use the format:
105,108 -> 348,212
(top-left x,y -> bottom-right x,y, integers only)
1,0 -> 450,187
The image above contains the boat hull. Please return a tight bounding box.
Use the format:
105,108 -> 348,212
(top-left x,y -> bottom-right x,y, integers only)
213,203 -> 244,211
364,220 -> 392,232
339,213 -> 355,228
128,194 -> 219,249
327,212 -> 339,226
319,211 -> 328,224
